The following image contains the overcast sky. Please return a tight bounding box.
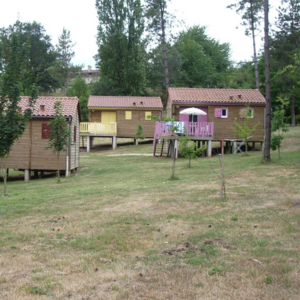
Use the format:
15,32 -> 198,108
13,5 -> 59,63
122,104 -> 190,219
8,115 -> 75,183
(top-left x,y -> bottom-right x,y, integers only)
0,0 -> 281,69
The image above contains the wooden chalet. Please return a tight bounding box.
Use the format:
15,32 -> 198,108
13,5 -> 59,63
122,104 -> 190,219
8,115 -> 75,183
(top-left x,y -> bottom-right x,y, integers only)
6,96 -> 80,181
154,88 -> 266,157
81,95 -> 163,151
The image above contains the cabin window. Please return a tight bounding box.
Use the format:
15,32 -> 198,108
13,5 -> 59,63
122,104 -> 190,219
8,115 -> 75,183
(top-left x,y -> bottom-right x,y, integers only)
214,107 -> 228,118
125,111 -> 132,120
74,126 -> 77,142
240,108 -> 254,119
145,111 -> 152,120
221,108 -> 228,118
42,123 -> 51,139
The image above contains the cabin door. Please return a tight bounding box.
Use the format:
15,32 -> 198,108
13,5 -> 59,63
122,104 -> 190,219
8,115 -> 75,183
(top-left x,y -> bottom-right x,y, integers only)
101,111 -> 116,123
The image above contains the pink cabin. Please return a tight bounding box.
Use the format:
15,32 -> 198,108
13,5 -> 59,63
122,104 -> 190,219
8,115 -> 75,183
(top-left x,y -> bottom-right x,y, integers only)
153,88 -> 266,157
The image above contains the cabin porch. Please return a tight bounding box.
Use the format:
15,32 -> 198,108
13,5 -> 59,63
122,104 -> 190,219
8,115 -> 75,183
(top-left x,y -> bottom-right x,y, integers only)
80,122 -> 118,152
153,121 -> 263,158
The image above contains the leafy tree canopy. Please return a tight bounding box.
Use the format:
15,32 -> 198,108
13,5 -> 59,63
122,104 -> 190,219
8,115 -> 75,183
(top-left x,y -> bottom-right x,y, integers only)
0,20 -> 59,94
95,0 -> 147,96
172,26 -> 232,88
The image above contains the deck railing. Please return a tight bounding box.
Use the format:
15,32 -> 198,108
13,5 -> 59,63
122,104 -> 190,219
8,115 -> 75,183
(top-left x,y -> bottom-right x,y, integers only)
154,121 -> 214,139
80,122 -> 117,135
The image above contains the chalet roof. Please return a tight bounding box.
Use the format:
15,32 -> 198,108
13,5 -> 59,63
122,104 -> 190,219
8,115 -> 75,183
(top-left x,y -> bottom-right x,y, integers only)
88,96 -> 163,109
167,88 -> 266,105
19,96 -> 79,117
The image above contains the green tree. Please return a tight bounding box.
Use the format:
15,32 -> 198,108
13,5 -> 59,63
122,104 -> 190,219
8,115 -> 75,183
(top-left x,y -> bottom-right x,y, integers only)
68,74 -> 89,121
270,0 -> 300,126
145,0 -> 172,92
227,61 -> 256,89
48,28 -> 80,96
133,123 -> 145,144
46,101 -> 71,182
95,0 -> 146,95
179,134 -> 207,168
276,51 -> 300,115
264,0 -> 272,162
173,26 -> 231,88
0,21 -> 59,94
271,97 -> 289,159
146,44 -> 182,100
0,31 -> 38,195
227,0 -> 264,89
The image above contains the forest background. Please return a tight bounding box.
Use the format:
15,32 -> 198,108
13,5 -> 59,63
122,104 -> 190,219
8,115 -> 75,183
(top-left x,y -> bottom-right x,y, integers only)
0,0 -> 299,125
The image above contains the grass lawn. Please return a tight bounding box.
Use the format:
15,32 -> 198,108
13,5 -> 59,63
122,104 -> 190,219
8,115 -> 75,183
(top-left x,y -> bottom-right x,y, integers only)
0,127 -> 299,299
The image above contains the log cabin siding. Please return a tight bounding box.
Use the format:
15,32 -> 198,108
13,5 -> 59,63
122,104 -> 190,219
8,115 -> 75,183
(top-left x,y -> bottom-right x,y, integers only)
6,119 -> 66,170
209,105 -> 264,140
89,109 -> 160,138
70,110 -> 80,170
6,115 -> 80,171
173,105 -> 264,141
90,110 -> 101,122
6,122 -> 31,169
116,110 -> 159,138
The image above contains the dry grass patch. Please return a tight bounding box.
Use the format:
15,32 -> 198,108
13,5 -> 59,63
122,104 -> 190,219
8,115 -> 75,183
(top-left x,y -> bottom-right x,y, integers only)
0,127 -> 299,299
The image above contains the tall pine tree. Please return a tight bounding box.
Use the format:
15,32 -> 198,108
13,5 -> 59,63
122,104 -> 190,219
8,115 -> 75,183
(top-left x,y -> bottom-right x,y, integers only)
48,28 -> 79,96
271,0 -> 300,126
95,0 -> 146,95
227,0 -> 264,90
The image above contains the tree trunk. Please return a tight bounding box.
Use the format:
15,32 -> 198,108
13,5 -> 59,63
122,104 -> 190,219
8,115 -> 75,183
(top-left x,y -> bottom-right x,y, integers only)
250,1 -> 260,90
291,95 -> 296,126
159,1 -> 170,91
171,148 -> 176,178
57,152 -> 60,179
1,158 -> 8,196
264,0 -> 271,162
64,81 -> 67,96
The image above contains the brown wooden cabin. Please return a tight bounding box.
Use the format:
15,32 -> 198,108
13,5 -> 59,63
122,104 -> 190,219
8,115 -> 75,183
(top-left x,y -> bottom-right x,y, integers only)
153,88 -> 266,157
7,96 -> 80,181
86,95 -> 162,143
165,88 -> 266,140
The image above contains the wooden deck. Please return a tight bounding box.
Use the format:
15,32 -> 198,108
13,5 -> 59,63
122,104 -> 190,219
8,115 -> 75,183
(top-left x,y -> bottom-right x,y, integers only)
80,122 -> 117,135
154,121 -> 214,139
153,121 -> 263,158
80,122 -> 117,151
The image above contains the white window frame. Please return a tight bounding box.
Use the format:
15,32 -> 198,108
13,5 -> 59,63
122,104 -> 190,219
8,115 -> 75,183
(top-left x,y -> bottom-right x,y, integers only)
221,108 -> 228,118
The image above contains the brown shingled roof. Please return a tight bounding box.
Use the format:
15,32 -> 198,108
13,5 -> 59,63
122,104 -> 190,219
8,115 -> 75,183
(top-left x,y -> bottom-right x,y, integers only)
88,96 -> 163,109
19,96 -> 79,117
168,88 -> 266,105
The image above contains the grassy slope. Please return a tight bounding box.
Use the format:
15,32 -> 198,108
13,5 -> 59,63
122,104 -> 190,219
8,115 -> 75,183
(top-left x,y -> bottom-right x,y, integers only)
0,128 -> 299,299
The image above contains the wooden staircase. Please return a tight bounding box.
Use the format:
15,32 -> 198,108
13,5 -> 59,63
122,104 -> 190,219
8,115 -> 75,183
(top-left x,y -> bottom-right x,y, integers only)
153,139 -> 171,157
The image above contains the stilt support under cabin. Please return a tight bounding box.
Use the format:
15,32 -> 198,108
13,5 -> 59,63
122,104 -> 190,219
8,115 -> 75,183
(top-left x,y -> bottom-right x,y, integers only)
24,170 -> 30,182
81,133 -> 118,152
112,136 -> 117,149
87,136 -> 90,152
207,140 -> 212,157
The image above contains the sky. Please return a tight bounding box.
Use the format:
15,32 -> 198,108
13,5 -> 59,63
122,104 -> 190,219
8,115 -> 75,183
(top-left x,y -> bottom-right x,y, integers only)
0,0 -> 282,70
